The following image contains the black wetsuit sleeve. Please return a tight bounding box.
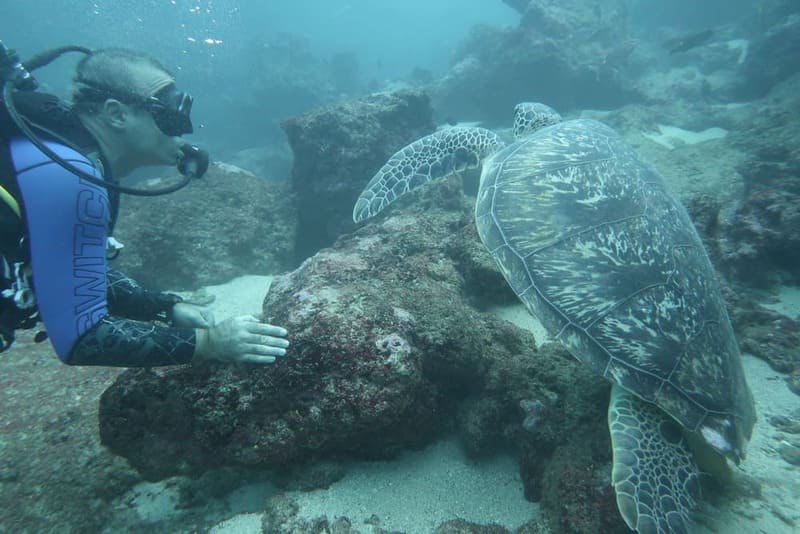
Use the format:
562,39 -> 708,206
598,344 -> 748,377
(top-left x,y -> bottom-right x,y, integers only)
106,268 -> 183,321
64,270 -> 196,367
65,315 -> 196,367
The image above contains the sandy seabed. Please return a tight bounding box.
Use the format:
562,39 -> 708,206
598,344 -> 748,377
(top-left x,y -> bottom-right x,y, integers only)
200,276 -> 800,534
0,275 -> 797,533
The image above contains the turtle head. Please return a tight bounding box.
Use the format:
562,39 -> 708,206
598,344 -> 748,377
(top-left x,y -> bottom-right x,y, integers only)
513,102 -> 562,139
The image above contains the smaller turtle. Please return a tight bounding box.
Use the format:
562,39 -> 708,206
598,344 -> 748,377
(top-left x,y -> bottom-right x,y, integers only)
353,103 -> 755,533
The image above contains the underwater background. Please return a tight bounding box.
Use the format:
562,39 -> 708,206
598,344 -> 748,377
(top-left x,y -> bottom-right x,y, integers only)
1,1 -> 799,532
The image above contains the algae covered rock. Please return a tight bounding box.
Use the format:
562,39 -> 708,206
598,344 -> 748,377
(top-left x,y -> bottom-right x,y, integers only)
282,89 -> 435,261
113,162 -> 297,290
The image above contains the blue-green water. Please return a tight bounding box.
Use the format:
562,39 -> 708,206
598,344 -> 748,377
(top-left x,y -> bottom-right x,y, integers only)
1,1 -> 798,532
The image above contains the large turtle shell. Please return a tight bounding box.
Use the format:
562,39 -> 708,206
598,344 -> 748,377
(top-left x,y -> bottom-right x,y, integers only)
475,119 -> 755,460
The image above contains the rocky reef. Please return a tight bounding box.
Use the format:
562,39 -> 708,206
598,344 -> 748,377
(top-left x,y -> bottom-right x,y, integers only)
687,186 -> 800,397
725,183 -> 800,285
432,0 -> 641,125
282,89 -> 434,261
113,162 -> 297,291
99,183 -> 619,530
736,13 -> 800,99
720,77 -> 800,287
99,69 -> 799,531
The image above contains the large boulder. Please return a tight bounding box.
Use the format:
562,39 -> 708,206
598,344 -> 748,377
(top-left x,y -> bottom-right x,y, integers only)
724,184 -> 800,285
97,195 -> 495,480
112,162 -> 297,291
97,183 -> 616,530
282,89 -> 435,261
720,76 -> 800,285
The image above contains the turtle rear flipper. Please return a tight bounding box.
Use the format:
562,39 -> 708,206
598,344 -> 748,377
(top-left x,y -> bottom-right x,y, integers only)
352,127 -> 504,222
608,385 -> 701,534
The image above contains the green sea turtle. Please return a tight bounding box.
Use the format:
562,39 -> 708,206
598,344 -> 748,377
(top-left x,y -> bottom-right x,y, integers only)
353,103 -> 756,533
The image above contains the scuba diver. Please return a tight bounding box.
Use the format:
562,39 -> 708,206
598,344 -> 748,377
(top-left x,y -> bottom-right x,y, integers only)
0,42 -> 289,366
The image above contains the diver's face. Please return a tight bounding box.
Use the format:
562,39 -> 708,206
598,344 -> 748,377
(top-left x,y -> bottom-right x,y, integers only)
124,106 -> 184,166
121,67 -> 186,167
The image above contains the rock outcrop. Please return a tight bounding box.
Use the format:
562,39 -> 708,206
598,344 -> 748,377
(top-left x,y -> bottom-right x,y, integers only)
98,183 -> 617,529
113,162 -> 297,290
432,0 -> 641,124
735,14 -> 800,99
282,89 -> 435,261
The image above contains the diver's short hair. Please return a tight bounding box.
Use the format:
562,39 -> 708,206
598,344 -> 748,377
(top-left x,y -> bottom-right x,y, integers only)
71,48 -> 174,113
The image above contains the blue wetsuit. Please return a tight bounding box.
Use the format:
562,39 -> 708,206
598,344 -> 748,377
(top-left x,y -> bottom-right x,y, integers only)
0,100 -> 196,366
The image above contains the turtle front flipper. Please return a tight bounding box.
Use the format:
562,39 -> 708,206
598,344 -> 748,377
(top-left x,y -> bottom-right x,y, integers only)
352,127 -> 505,222
608,385 -> 701,534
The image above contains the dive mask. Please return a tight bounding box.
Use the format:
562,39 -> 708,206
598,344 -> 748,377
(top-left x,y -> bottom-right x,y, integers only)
145,84 -> 194,137
75,81 -> 194,137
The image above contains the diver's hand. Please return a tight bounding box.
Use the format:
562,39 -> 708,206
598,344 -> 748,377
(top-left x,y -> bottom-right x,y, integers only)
171,302 -> 215,328
193,315 -> 289,364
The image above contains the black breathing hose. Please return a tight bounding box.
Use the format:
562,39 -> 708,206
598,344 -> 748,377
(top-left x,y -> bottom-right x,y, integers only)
2,43 -> 202,196
23,45 -> 92,71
